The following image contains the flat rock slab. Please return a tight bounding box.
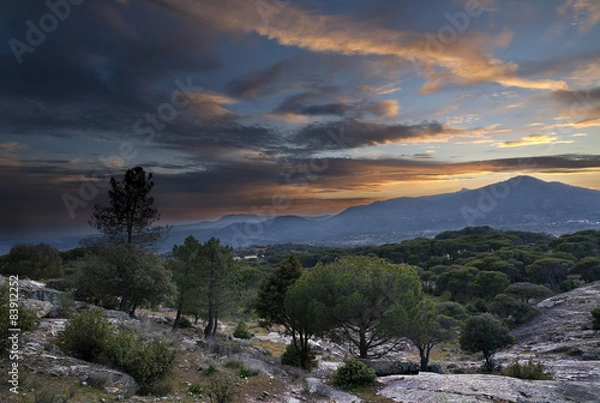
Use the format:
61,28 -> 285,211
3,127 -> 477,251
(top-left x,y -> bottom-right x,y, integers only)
306,377 -> 362,403
378,372 -> 600,403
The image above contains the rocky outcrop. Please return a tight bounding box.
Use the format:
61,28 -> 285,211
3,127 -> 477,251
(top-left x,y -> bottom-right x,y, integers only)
18,277 -> 65,307
379,283 -> 600,402
378,372 -> 600,403
511,281 -> 600,360
306,378 -> 362,403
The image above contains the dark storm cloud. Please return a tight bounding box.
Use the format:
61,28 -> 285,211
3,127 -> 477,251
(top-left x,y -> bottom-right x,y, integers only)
290,119 -> 450,151
155,122 -> 282,158
1,0 -> 222,138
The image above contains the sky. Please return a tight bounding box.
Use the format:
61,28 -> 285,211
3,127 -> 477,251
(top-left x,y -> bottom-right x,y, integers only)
1,0 -> 600,241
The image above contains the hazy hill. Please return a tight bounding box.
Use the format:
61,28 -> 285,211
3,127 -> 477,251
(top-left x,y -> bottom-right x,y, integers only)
163,175 -> 600,250
3,175 -> 599,254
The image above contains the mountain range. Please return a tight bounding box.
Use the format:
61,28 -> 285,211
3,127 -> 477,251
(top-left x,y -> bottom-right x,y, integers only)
3,175 -> 600,254
163,175 -> 600,251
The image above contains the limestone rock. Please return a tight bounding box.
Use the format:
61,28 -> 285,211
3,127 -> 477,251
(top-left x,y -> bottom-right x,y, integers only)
22,299 -> 55,318
306,378 -> 362,403
378,372 -> 600,403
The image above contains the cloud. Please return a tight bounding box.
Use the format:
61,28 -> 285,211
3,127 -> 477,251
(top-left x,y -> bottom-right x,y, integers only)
497,134 -> 575,148
225,61 -> 287,98
362,100 -> 400,118
0,141 -> 27,167
289,119 -> 469,152
161,0 -> 568,93
358,84 -> 402,96
558,0 -> 600,31
550,86 -> 600,126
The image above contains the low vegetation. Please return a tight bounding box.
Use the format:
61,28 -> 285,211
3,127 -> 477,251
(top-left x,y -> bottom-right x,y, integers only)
333,359 -> 377,390
502,359 -> 553,380
56,310 -> 175,393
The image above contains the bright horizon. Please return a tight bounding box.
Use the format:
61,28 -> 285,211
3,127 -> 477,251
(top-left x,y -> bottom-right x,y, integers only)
2,0 -> 600,241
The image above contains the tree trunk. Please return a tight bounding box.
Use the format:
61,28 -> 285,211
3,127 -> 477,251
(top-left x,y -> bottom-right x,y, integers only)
204,301 -> 214,339
359,328 -> 368,359
483,351 -> 495,371
129,302 -> 137,318
173,307 -> 182,331
418,346 -> 428,371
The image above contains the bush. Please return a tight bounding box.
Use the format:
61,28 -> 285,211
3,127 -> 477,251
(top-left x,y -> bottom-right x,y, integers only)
56,309 -> 111,361
57,310 -> 176,394
177,316 -> 192,329
188,383 -> 206,396
101,329 -> 176,393
280,343 -> 316,369
502,359 -> 552,380
232,320 -> 252,339
204,364 -> 217,376
332,359 -> 377,390
207,377 -> 238,403
239,365 -> 257,378
591,308 -> 600,330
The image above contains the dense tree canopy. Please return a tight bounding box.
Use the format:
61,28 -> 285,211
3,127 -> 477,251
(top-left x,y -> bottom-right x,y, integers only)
0,243 -> 63,280
526,258 -> 574,289
287,256 -> 422,359
74,245 -> 175,316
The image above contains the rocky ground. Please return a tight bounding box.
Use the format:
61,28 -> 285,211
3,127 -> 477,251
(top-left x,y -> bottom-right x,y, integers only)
377,282 -> 600,403
3,277 -> 600,403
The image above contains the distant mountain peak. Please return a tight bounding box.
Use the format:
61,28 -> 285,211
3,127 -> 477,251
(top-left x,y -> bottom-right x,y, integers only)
510,174 -> 545,182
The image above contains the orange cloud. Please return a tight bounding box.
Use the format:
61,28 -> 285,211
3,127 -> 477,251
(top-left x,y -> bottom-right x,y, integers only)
497,134 -> 574,148
165,0 -> 568,93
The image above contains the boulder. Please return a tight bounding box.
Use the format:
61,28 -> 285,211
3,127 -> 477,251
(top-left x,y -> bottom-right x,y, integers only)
363,360 -> 420,376
426,364 -> 443,374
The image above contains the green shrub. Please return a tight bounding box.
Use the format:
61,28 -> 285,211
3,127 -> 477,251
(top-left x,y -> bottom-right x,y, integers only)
332,359 -> 377,390
56,309 -> 111,361
239,365 -> 257,378
188,383 -> 206,396
591,308 -> 600,330
280,343 -> 316,369
207,377 -> 238,403
502,359 -> 552,380
204,364 -> 217,376
57,310 -> 176,394
102,329 -> 176,393
232,320 -> 252,339
177,316 -> 192,329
